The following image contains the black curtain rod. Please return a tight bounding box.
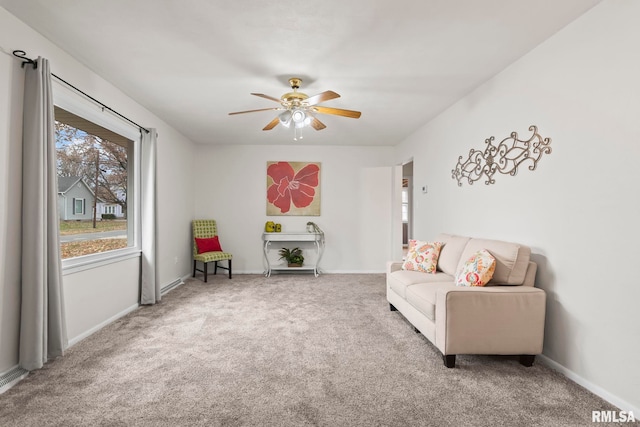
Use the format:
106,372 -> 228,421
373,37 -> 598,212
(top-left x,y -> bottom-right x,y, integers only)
12,50 -> 150,134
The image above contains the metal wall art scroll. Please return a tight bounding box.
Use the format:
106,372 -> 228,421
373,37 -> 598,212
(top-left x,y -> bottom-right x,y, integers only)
452,125 -> 552,187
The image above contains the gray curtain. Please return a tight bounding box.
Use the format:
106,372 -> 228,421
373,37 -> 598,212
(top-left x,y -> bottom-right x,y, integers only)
140,128 -> 159,304
20,57 -> 68,371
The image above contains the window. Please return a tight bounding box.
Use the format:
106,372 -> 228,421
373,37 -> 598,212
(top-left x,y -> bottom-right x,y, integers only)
73,198 -> 85,215
53,86 -> 141,271
401,188 -> 409,223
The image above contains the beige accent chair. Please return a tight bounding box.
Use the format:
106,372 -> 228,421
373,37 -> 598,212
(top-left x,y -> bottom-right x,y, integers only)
387,233 -> 546,368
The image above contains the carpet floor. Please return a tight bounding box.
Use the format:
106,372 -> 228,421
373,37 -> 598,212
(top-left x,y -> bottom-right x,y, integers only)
0,274 -> 627,426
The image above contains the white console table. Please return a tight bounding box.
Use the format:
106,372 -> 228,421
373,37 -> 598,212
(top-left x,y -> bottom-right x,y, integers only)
262,232 -> 325,277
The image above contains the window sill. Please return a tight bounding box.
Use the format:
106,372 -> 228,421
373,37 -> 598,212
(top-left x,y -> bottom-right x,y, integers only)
62,247 -> 141,275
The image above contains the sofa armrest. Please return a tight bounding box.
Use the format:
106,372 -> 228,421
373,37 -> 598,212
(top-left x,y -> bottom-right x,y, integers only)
435,286 -> 546,356
386,261 -> 403,275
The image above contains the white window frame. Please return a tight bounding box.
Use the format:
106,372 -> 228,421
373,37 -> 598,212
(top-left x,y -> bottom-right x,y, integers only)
401,187 -> 409,223
73,197 -> 85,215
54,81 -> 141,274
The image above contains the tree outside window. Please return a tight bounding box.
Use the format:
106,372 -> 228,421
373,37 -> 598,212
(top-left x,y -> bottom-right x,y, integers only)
55,106 -> 132,259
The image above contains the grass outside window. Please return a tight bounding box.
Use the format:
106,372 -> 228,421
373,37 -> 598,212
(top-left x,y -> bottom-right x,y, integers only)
59,220 -> 127,259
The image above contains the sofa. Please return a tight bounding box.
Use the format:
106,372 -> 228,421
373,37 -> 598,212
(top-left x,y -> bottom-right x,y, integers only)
387,233 -> 546,368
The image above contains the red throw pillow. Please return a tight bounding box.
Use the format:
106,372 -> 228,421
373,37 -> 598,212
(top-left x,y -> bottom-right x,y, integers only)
195,236 -> 222,254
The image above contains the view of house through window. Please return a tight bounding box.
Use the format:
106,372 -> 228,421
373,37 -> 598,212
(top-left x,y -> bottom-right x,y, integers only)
55,106 -> 133,259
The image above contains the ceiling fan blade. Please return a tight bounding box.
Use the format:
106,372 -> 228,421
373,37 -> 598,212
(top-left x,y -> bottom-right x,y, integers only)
262,117 -> 280,131
251,93 -> 282,103
305,90 -> 340,106
310,117 -> 327,131
313,106 -> 361,119
228,107 -> 279,115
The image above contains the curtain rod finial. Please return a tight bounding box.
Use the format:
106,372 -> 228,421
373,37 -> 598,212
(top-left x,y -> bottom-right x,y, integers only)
12,50 -> 37,69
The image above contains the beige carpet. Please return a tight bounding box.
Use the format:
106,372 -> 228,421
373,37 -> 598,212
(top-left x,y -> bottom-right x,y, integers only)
0,274 -> 626,426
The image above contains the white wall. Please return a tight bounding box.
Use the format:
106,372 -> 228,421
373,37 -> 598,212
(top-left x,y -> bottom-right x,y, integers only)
0,7 -> 196,372
394,0 -> 639,413
64,258 -> 139,343
0,16 -> 23,377
193,144 -> 395,273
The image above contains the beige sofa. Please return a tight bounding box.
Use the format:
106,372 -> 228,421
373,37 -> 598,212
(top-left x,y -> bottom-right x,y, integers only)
387,233 -> 546,368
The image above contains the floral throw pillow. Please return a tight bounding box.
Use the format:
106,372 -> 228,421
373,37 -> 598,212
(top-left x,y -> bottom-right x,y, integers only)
402,240 -> 443,274
456,249 -> 496,287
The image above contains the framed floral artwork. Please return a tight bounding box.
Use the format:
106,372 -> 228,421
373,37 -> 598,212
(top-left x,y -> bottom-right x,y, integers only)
266,161 -> 321,216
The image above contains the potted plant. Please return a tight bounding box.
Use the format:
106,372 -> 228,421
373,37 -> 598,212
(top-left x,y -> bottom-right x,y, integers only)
278,247 -> 304,267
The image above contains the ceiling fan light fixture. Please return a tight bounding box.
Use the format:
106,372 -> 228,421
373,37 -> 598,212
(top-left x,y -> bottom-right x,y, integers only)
291,108 -> 309,129
278,110 -> 292,127
291,108 -> 306,123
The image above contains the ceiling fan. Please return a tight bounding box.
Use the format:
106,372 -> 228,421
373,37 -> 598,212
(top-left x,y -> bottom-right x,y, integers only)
228,78 -> 361,132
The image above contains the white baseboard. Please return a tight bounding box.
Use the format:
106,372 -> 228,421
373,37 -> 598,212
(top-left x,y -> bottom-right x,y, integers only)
538,354 -> 639,415
70,275 -> 191,347
322,270 -> 386,274
229,270 -> 386,275
67,303 -> 139,347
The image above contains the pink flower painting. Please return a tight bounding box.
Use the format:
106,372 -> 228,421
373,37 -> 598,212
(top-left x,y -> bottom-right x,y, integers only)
266,161 -> 321,215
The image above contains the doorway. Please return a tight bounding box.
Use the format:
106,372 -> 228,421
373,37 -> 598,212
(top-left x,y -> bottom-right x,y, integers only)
402,161 -> 413,256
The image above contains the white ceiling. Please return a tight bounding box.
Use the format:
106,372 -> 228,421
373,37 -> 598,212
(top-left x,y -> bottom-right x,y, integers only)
1,0 -> 601,146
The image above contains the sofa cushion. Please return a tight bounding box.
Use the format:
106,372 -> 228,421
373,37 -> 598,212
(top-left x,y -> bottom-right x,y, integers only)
402,240 -> 443,273
433,233 -> 471,276
456,238 -> 531,285
455,249 -> 496,287
405,282 -> 454,321
388,270 -> 454,299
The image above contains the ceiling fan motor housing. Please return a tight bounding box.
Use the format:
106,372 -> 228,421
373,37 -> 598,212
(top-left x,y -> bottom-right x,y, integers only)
281,78 -> 308,106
